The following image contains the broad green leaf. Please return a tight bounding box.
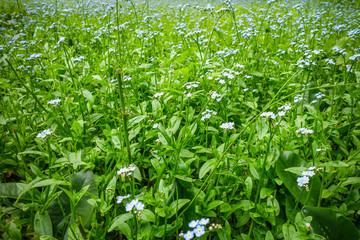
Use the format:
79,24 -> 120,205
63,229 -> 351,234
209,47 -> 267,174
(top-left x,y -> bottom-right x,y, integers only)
0,183 -> 33,200
47,170 -> 97,232
282,223 -> 300,240
19,150 -> 48,157
265,231 -> 274,240
141,209 -> 155,222
168,199 -> 190,218
303,207 -> 360,240
340,177 -> 360,187
81,88 -> 94,102
179,149 -> 194,158
96,139 -> 113,152
276,151 -> 321,206
199,158 -> 217,179
207,200 -> 223,210
108,213 -> 133,232
244,176 -> 253,199
128,115 -> 146,128
34,211 -> 53,239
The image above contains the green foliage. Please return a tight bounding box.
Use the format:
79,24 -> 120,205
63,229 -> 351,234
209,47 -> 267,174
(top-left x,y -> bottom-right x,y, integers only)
0,0 -> 360,239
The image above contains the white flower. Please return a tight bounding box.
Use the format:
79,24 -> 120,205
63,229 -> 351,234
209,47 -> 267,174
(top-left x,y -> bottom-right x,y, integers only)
117,165 -> 136,176
278,111 -> 285,116
199,218 -> 210,225
220,122 -> 234,130
47,99 -> 61,106
117,194 -> 131,204
297,176 -> 310,187
189,220 -> 199,228
211,92 -> 221,100
186,93 -> 192,97
260,112 -> 276,119
124,75 -> 132,81
36,129 -> 52,139
296,128 -> 314,135
153,123 -> 159,128
306,223 -> 311,228
302,171 -> 315,177
154,92 -> 164,98
135,201 -> 145,210
184,230 -> 194,240
194,225 -> 205,237
57,37 -> 66,44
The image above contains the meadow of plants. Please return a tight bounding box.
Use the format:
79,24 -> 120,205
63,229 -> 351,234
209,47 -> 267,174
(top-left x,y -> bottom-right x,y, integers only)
1,0 -> 360,239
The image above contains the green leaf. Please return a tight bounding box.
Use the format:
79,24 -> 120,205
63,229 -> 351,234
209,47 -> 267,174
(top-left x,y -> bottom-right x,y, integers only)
276,151 -> 321,206
81,88 -> 94,102
128,115 -> 146,128
249,163 -> 259,180
32,179 -> 67,189
340,177 -> 360,187
47,170 -> 98,232
244,176 -> 253,199
237,200 -> 255,211
0,183 -> 33,200
96,139 -> 113,152
108,213 -> 133,232
282,223 -> 300,240
105,176 -> 116,203
265,231 -> 274,240
179,149 -> 195,158
199,158 -> 217,179
19,150 -> 49,157
34,211 -> 53,239
141,209 -> 155,222
7,222 -> 22,240
303,207 -> 360,240
207,200 -> 223,210
168,199 -> 190,218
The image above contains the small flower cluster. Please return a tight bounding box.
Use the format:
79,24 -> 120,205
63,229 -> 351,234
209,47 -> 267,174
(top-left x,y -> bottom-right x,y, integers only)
294,95 -> 304,103
208,223 -> 222,230
297,167 -> 316,187
117,165 -> 136,176
315,92 -> 325,99
125,199 -> 145,212
220,122 -> 234,130
74,56 -> 85,62
296,128 -> 314,135
47,99 -> 61,106
36,129 -> 52,139
180,218 -> 209,240
324,58 -> 335,65
154,92 -> 164,98
117,194 -> 131,204
183,81 -> 200,89
349,53 -> 360,61
260,112 -> 276,119
201,109 -> 217,121
210,92 -> 221,102
124,75 -> 132,82
332,46 -> 347,55
278,103 -> 292,111
311,92 -> 325,103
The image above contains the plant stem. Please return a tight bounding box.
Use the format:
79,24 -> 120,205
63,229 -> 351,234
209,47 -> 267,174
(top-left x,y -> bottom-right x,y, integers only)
249,120 -> 274,237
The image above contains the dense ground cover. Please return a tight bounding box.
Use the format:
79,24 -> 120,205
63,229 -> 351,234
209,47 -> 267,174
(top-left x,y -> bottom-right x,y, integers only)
1,0 -> 360,239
